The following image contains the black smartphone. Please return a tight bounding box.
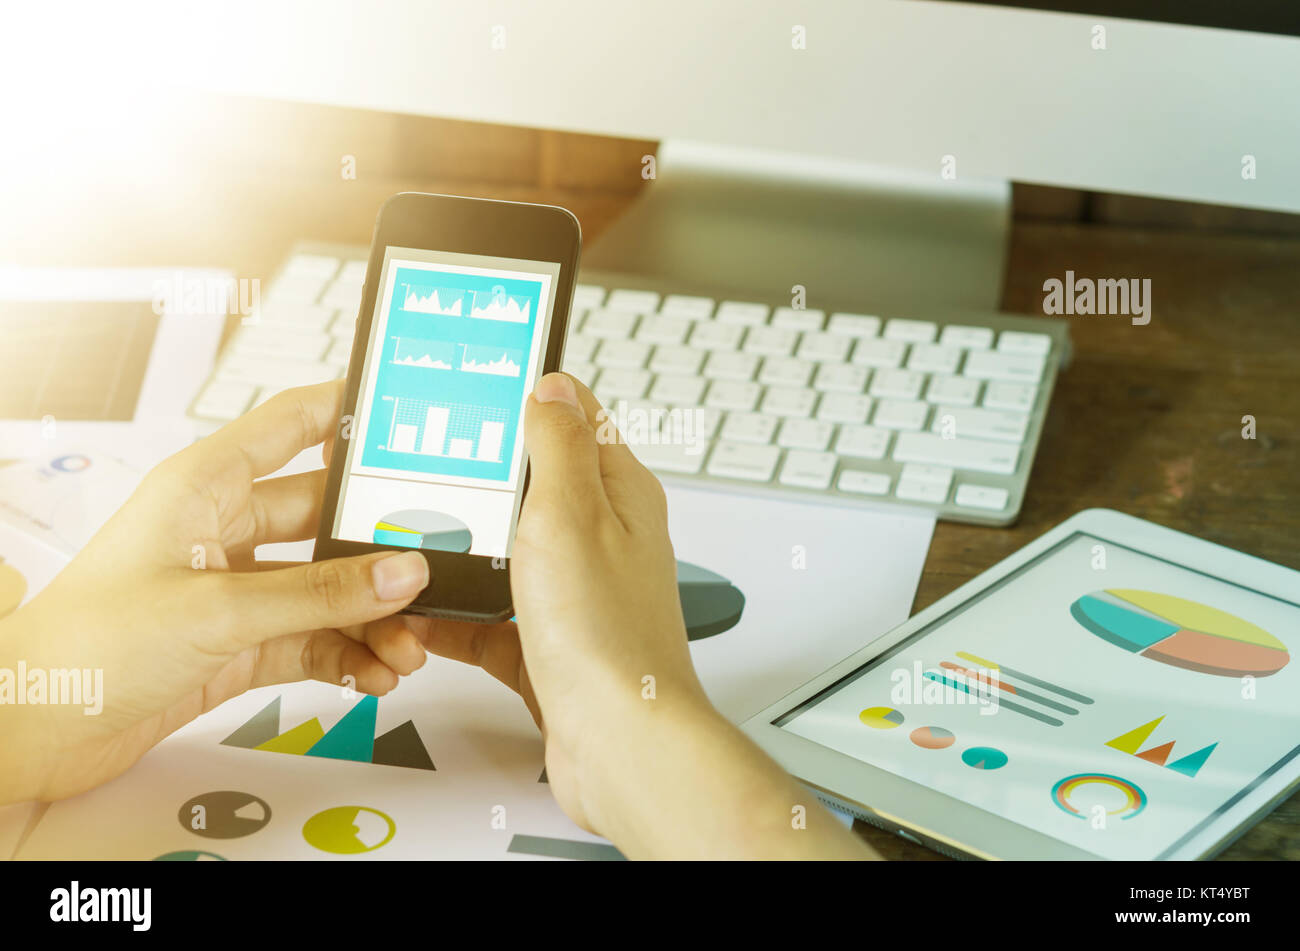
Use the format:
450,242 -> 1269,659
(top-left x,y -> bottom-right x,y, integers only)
314,192 -> 582,621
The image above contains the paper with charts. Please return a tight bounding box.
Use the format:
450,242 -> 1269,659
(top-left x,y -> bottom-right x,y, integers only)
16,485 -> 934,859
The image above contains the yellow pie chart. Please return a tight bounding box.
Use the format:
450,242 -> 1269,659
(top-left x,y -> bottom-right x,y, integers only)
859,706 -> 906,729
302,806 -> 396,854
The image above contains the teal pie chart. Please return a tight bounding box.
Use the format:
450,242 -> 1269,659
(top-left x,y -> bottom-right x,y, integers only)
677,561 -> 745,641
374,509 -> 472,553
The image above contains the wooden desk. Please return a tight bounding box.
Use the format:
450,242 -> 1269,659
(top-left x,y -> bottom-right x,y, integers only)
7,96 -> 1296,859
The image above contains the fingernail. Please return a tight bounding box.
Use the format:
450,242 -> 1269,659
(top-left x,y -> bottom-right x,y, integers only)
372,551 -> 429,601
533,372 -> 580,408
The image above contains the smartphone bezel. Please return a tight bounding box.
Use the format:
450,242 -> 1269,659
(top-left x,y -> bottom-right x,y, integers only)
313,192 -> 582,621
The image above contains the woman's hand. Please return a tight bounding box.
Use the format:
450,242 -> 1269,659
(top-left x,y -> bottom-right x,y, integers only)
397,374 -> 873,859
0,381 -> 431,803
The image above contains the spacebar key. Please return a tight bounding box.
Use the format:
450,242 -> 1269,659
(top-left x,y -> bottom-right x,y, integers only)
706,441 -> 780,481
893,432 -> 1019,475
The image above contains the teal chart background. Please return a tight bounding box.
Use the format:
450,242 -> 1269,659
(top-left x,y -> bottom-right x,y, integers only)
361,266 -> 544,483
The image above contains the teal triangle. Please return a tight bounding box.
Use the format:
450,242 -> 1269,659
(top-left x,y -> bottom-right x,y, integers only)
1167,742 -> 1217,778
220,697 -> 281,749
306,695 -> 378,763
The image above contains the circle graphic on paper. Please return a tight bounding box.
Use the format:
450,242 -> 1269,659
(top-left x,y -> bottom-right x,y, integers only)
154,850 -> 227,861
859,706 -> 906,729
1070,589 -> 1288,678
961,746 -> 1008,770
910,726 -> 956,750
676,560 -> 746,641
49,454 -> 92,473
178,791 -> 272,839
374,509 -> 472,553
302,806 -> 396,854
1052,773 -> 1147,820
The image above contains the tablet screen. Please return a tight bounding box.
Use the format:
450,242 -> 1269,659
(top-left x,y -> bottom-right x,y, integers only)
774,532 -> 1300,859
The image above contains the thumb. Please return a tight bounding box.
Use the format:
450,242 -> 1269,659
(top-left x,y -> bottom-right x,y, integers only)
523,372 -> 607,518
221,550 -> 429,643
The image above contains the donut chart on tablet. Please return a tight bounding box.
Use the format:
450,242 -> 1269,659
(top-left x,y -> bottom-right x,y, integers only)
1070,589 -> 1289,677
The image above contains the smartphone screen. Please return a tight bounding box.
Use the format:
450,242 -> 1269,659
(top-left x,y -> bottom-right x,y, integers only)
331,245 -> 560,558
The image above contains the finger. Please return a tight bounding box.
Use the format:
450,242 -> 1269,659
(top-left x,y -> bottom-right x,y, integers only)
225,468 -> 327,552
218,550 -> 429,646
360,615 -> 428,676
203,380 -> 345,480
250,627 -> 401,695
403,615 -> 531,699
523,373 -> 613,522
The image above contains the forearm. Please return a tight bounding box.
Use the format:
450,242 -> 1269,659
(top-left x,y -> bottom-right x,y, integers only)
582,696 -> 875,860
0,612 -> 51,805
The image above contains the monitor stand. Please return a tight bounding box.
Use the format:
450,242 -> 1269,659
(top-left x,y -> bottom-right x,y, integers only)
581,140 -> 1010,314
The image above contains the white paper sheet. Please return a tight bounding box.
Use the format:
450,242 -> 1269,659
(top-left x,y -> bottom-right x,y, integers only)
17,486 -> 933,859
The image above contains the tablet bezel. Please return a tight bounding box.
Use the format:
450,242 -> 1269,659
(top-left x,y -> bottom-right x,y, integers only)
740,508 -> 1300,860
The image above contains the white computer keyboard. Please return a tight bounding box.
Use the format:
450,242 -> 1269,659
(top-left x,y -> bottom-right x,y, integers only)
191,243 -> 1068,525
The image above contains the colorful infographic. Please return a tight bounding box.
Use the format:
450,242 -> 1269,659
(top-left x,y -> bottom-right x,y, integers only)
1052,773 -> 1147,820
177,791 -> 271,839
373,509 -> 473,552
361,266 -> 544,482
1071,589 -> 1289,677
220,696 -> 436,771
676,560 -> 746,640
302,806 -> 395,854
1105,716 -> 1217,778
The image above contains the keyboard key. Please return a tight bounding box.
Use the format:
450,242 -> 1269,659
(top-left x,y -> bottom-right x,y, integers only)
564,332 -> 600,362
689,322 -> 746,351
839,470 -> 891,495
743,326 -> 799,356
963,349 -> 1045,384
283,253 -> 341,279
595,339 -> 651,369
816,392 -> 873,424
326,338 -> 352,365
955,483 -> 1010,511
573,284 -> 606,309
606,289 -> 661,313
193,381 -> 255,419
778,418 -> 834,450
703,351 -> 760,381
771,307 -> 825,331
873,398 -> 930,431
705,380 -> 762,411
925,374 -> 980,406
649,374 -> 707,405
649,344 -> 705,375
706,441 -> 780,481
594,368 -> 651,399
262,303 -> 336,330
906,343 -> 962,375
758,356 -> 815,387
895,477 -> 950,504
582,309 -> 639,339
761,386 -> 818,418
716,301 -> 770,326
721,411 -> 779,444
835,424 -> 891,460
635,313 -> 692,344
561,361 -> 598,386
932,405 -> 1029,443
983,381 -> 1038,411
321,281 -> 363,311
883,318 -> 937,343
828,313 -> 882,337
632,440 -> 706,474
893,432 -> 1019,474
813,363 -> 869,393
796,331 -> 853,363
779,450 -> 837,489
869,368 -> 926,400
672,406 -> 722,442
851,337 -> 907,368
217,356 -> 337,388
230,327 -> 330,360
939,325 -> 994,350
660,294 -> 715,319
997,330 -> 1052,356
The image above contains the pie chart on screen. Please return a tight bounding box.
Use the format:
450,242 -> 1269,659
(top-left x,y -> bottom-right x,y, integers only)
676,560 -> 745,641
1071,589 -> 1288,678
374,509 -> 472,553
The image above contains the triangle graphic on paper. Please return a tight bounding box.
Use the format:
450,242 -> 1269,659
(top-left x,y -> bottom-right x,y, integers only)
256,718 -> 324,754
220,697 -> 282,749
1105,716 -> 1164,755
1136,741 -> 1175,766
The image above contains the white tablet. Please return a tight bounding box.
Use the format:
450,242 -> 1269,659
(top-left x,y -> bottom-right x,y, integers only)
742,509 -> 1300,860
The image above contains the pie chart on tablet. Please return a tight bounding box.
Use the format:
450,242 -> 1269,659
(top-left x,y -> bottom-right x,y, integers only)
1071,589 -> 1288,678
374,509 -> 472,553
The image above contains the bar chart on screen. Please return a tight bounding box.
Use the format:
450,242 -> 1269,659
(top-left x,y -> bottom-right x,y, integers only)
384,396 -> 509,464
